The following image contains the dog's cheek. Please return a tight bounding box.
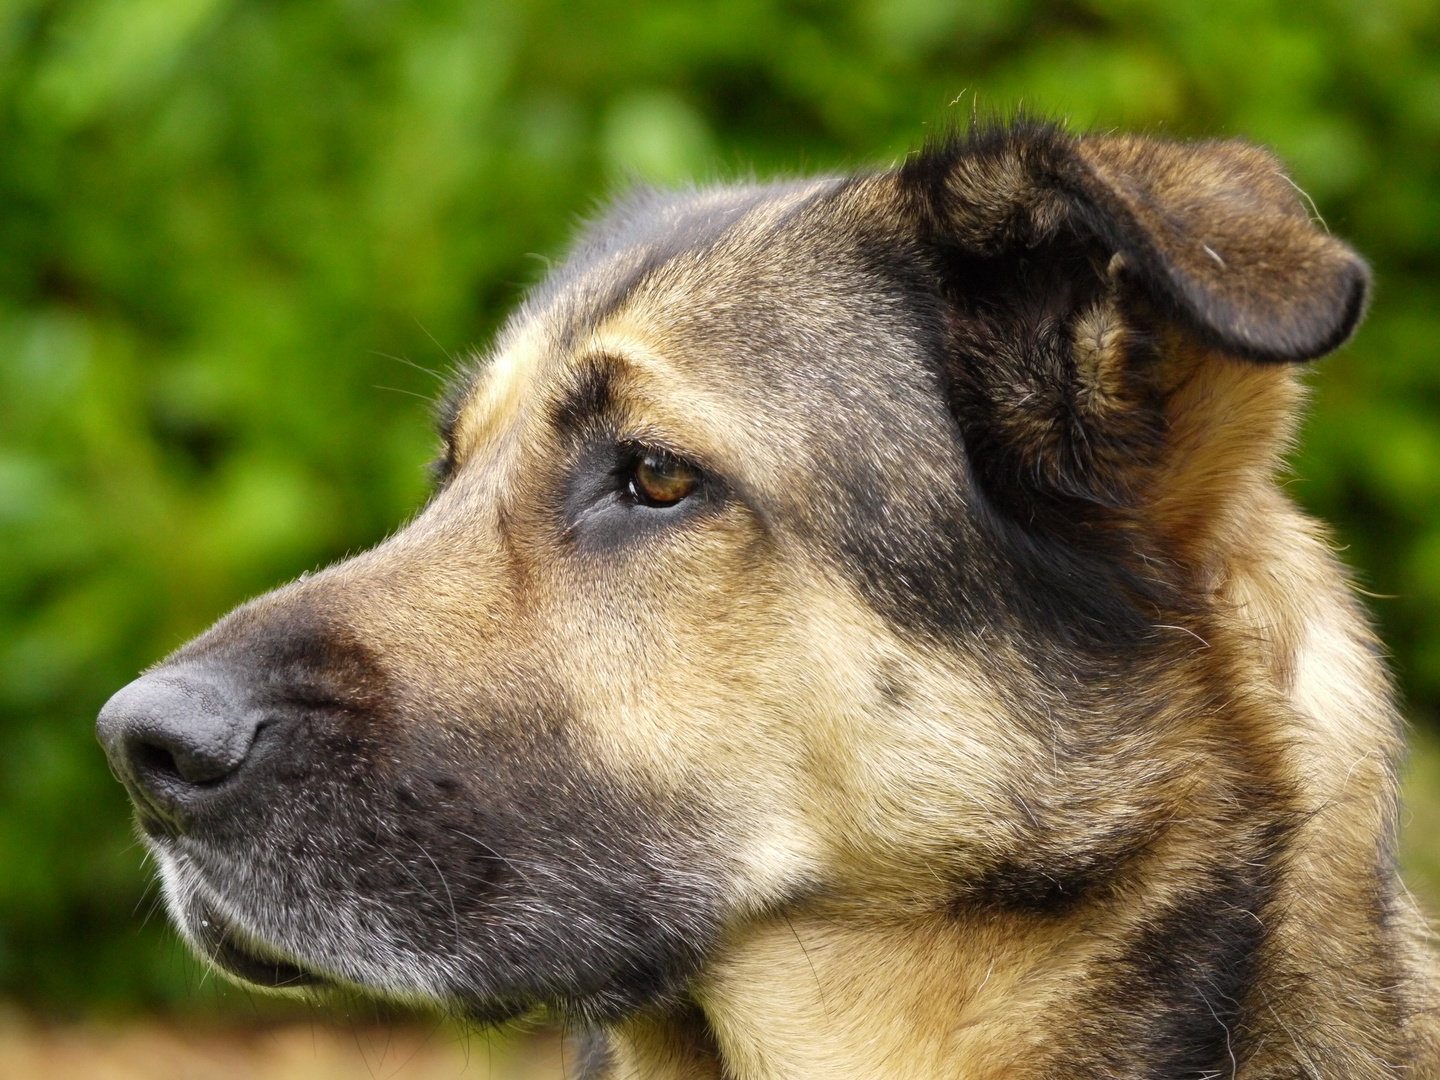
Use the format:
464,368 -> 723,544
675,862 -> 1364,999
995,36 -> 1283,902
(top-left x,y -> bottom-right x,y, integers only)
528,511 -> 833,904
538,516 -> 1040,912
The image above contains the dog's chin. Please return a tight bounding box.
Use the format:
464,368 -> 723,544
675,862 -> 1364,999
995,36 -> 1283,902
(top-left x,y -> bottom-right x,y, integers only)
156,855 -> 530,1020
153,850 -> 328,992
151,843 -> 660,1025
176,893 -> 551,1024
181,892 -> 328,992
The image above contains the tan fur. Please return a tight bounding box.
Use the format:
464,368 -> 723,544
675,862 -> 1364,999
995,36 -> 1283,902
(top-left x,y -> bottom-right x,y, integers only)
566,149 -> 1435,1075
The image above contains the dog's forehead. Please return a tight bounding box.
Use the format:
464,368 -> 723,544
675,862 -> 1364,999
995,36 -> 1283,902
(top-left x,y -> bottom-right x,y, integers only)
527,177 -> 847,341
450,172 -> 944,462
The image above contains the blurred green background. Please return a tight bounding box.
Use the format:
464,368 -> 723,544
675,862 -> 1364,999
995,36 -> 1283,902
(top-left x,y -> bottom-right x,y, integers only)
2,0 -> 1439,1017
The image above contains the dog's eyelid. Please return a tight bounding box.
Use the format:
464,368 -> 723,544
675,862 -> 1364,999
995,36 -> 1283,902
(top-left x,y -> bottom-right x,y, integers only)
618,437 -> 697,464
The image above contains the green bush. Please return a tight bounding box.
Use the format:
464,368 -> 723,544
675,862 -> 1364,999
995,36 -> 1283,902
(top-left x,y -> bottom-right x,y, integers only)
2,0 -> 1439,1011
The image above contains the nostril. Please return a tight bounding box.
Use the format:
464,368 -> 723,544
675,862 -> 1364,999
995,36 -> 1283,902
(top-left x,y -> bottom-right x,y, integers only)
131,739 -> 183,784
128,736 -> 233,789
128,729 -> 244,787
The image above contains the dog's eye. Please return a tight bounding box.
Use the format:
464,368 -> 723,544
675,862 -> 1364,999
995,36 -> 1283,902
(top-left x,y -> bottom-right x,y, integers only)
629,450 -> 699,508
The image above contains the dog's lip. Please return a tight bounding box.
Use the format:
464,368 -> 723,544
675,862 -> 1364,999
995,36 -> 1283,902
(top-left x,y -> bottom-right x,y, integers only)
191,897 -> 326,990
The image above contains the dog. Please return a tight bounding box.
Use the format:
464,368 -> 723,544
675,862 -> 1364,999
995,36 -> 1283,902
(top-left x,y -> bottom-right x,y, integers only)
97,119 -> 1440,1079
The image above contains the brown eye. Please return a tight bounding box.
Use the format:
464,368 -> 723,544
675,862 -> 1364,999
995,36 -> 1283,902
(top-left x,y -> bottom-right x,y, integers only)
629,450 -> 699,507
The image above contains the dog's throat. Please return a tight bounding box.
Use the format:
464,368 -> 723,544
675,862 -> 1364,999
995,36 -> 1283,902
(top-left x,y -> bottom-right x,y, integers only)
688,911 -> 1074,1080
604,895 -> 1266,1080
596,911 -> 1090,1080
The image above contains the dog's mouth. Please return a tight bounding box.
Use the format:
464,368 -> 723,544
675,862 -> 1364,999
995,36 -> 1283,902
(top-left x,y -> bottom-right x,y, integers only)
189,896 -> 325,990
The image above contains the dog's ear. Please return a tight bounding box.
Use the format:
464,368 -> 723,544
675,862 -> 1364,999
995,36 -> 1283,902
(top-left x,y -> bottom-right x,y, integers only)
900,123 -> 1370,563
1069,135 -> 1368,362
914,125 -> 1369,362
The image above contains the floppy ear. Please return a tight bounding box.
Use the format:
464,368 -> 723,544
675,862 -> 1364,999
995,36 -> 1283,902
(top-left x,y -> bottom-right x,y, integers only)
1073,135 -> 1368,361
900,122 -> 1370,563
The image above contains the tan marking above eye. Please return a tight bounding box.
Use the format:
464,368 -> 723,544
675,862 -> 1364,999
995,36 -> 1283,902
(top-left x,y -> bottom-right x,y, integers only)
631,451 -> 699,507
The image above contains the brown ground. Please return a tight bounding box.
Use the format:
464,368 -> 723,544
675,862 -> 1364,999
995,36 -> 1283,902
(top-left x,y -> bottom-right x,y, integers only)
0,1016 -> 568,1080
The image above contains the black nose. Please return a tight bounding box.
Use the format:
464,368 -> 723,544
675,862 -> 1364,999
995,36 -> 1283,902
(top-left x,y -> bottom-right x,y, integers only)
96,667 -> 261,829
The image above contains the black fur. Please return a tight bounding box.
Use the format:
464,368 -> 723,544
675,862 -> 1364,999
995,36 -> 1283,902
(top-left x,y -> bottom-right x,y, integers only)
1085,848 -> 1281,1079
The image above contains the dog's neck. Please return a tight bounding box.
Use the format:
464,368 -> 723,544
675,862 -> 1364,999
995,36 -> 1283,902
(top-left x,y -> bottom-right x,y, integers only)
604,907 -> 1120,1080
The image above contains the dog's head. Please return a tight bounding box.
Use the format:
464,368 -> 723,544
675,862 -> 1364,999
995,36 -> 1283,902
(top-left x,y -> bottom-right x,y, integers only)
96,122 -> 1366,1022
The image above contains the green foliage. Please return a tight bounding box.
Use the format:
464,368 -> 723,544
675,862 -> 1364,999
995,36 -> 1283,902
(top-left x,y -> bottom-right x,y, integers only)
1,0 -> 1438,1011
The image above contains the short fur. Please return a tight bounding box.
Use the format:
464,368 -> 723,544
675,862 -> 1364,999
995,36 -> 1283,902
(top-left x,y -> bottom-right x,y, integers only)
98,119 -> 1440,1079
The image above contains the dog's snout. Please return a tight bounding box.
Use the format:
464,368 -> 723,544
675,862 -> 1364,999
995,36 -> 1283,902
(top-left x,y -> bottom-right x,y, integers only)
96,669 -> 260,825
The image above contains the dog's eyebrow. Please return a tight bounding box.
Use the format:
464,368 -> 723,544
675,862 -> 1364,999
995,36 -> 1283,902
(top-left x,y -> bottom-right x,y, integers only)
548,354 -> 621,438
